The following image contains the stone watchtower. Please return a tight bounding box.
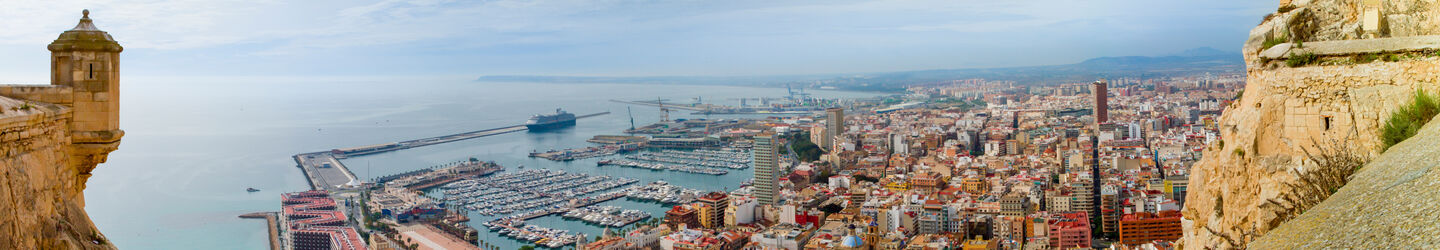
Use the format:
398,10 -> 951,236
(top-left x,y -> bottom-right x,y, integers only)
0,10 -> 123,249
48,9 -> 125,184
0,9 -> 123,200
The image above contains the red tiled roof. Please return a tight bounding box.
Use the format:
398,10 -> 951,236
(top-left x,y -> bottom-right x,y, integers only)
282,191 -> 367,250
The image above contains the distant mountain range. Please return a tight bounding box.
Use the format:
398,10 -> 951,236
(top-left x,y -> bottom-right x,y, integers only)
477,47 -> 1245,92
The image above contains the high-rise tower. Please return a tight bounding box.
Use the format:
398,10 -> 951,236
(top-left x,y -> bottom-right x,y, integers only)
1091,80 -> 1109,126
825,108 -> 844,153
753,132 -> 780,206
1086,80 -> 1109,234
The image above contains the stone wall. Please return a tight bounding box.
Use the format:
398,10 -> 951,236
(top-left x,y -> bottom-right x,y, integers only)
1180,0 -> 1440,248
0,95 -> 112,249
1247,102 -> 1440,248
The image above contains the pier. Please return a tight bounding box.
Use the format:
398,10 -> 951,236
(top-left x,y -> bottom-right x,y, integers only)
333,111 -> 609,159
294,152 -> 361,191
528,142 -> 641,161
293,112 -> 609,191
609,99 -> 711,111
240,212 -> 280,250
405,167 -> 500,190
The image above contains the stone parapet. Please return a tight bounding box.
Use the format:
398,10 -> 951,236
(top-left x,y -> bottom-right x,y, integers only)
0,85 -> 74,106
1259,35 -> 1440,59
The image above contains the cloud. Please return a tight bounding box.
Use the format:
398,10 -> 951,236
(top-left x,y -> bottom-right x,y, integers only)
0,0 -> 1276,77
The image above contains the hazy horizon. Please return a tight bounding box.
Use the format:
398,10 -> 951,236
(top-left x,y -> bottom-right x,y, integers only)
1,0 -> 1271,82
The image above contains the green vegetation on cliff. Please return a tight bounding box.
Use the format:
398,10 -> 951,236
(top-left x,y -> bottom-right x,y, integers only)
1286,52 -> 1318,67
1381,90 -> 1439,151
785,132 -> 823,162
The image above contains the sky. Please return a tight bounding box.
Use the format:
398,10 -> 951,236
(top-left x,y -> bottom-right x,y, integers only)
0,0 -> 1276,82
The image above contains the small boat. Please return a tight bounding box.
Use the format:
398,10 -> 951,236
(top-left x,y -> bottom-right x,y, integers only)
246,187 -> 260,192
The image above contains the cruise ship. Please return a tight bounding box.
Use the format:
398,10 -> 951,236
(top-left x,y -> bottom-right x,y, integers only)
526,108 -> 577,131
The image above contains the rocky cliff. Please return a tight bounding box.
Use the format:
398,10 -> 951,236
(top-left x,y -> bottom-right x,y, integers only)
1180,0 -> 1440,248
0,94 -> 114,249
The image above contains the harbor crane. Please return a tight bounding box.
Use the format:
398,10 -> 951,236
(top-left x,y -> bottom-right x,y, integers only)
658,97 -> 673,122
627,106 -> 636,130
726,97 -> 764,107
786,83 -> 812,101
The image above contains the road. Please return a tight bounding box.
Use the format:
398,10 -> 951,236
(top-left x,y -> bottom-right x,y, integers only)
786,139 -> 800,165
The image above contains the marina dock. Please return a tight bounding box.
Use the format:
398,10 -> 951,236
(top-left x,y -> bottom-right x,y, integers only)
514,192 -> 628,221
479,192 -> 630,249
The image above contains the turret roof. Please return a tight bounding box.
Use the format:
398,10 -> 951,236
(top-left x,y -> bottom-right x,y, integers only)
49,9 -> 123,53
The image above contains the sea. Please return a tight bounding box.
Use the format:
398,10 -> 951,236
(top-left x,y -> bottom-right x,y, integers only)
83,79 -> 884,249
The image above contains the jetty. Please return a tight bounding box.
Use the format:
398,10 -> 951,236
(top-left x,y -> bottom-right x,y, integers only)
609,99 -> 710,111
331,111 -> 610,159
293,112 -> 609,191
239,212 -> 280,250
379,160 -> 505,191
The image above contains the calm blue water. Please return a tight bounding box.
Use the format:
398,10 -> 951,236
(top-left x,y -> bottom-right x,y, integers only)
84,80 -> 880,249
